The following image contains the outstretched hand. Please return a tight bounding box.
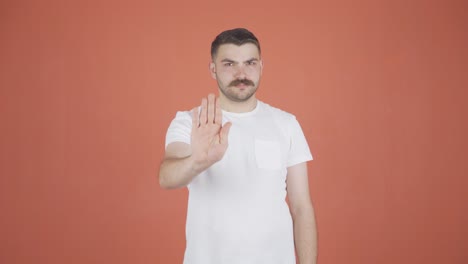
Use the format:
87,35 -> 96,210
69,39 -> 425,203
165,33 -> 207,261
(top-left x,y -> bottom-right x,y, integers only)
190,94 -> 232,171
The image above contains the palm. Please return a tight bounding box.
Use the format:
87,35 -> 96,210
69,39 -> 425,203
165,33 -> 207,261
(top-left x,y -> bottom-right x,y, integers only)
190,94 -> 231,169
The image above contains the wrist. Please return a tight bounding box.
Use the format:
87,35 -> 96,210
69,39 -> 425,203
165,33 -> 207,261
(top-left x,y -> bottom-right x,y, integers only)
187,155 -> 209,176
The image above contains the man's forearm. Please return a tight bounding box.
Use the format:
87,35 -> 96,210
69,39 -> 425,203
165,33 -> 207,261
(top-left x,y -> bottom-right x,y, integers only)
159,156 -> 204,189
293,207 -> 318,264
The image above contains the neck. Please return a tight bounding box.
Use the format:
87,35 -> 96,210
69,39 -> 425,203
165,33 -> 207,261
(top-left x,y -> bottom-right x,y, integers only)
219,95 -> 258,113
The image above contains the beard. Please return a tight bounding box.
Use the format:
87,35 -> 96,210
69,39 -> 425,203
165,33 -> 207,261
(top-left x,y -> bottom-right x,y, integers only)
217,78 -> 259,102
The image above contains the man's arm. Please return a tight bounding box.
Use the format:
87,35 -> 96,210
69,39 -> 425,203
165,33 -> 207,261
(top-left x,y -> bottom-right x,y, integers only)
159,142 -> 201,189
159,94 -> 231,189
287,162 -> 318,264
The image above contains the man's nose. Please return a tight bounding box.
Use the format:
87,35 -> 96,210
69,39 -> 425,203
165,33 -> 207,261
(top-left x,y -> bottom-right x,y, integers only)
234,65 -> 247,79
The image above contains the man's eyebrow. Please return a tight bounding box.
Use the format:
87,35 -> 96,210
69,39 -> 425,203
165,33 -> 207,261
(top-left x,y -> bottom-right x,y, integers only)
220,58 -> 235,63
245,58 -> 259,62
220,58 -> 259,63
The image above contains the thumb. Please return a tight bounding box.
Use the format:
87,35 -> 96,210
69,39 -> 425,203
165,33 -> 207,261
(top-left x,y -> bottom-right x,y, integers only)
219,122 -> 232,145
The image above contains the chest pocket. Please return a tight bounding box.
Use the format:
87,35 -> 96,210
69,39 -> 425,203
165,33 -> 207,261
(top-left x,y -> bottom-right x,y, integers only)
254,139 -> 282,170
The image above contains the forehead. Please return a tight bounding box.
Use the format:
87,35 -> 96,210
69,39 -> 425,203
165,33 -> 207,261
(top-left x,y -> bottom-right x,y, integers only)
215,43 -> 260,62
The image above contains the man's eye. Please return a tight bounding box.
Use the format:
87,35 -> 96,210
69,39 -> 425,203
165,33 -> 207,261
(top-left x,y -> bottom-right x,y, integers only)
247,61 -> 256,66
224,63 -> 233,66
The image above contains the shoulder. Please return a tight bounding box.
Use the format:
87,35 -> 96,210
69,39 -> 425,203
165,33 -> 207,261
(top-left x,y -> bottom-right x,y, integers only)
169,109 -> 195,126
173,110 -> 193,120
259,101 -> 297,122
167,109 -> 194,131
165,109 -> 195,147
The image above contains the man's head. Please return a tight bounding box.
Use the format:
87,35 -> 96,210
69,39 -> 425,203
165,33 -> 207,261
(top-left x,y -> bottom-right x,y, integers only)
211,28 -> 261,60
210,28 -> 263,104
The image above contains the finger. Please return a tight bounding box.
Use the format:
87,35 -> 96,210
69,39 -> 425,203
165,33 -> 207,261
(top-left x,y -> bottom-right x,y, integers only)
207,94 -> 215,124
214,96 -> 222,125
219,122 -> 232,145
191,107 -> 199,129
200,97 -> 207,125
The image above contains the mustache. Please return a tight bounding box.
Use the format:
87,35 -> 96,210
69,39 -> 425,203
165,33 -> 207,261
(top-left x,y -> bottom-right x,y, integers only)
229,79 -> 254,87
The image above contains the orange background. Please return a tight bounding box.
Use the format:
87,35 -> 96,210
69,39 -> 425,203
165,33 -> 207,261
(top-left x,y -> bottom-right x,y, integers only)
1,0 -> 467,263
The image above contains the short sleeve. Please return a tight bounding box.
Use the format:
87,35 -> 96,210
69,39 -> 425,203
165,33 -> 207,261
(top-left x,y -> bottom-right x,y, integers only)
165,111 -> 193,149
287,117 -> 313,167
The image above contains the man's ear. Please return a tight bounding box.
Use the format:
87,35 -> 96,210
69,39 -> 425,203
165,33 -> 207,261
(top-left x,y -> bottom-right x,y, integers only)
260,59 -> 264,75
209,62 -> 216,79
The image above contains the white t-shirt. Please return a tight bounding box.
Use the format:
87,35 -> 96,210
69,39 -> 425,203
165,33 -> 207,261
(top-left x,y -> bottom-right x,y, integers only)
165,101 -> 313,264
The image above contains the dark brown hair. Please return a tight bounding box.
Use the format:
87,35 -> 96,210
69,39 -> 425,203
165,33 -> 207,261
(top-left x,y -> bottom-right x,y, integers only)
211,28 -> 261,59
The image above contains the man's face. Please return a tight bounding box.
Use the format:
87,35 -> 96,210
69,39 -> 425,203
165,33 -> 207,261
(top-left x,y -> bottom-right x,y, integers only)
210,43 -> 263,102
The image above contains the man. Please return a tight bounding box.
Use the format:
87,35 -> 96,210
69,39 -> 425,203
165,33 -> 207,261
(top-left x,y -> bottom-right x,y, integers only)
159,28 -> 317,264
